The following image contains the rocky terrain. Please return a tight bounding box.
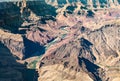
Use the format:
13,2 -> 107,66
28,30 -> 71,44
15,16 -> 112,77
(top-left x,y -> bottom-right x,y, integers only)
0,42 -> 38,81
0,0 -> 120,81
38,20 -> 120,81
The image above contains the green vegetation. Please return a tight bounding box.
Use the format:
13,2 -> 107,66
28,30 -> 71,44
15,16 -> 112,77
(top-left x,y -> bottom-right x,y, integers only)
27,55 -> 42,69
28,60 -> 38,69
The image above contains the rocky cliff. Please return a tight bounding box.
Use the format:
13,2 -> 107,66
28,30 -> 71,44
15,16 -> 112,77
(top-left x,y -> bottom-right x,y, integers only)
38,20 -> 120,81
0,0 -> 57,59
0,0 -> 120,81
0,29 -> 24,59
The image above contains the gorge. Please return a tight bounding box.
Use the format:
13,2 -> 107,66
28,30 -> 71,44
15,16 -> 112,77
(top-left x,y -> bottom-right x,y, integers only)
0,0 -> 120,81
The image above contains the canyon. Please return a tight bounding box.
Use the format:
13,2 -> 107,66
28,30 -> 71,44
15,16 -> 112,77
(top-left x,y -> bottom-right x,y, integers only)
0,0 -> 120,81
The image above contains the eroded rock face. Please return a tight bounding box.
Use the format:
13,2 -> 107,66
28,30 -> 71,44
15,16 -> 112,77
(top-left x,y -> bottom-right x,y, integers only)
38,21 -> 120,81
26,27 -> 55,45
87,24 -> 120,64
0,29 -> 24,59
0,0 -> 120,81
45,0 -> 120,8
38,39 -> 105,81
38,64 -> 94,81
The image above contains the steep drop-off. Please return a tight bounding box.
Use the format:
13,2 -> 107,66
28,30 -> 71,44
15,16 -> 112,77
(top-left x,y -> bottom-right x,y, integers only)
0,0 -> 120,81
38,20 -> 120,81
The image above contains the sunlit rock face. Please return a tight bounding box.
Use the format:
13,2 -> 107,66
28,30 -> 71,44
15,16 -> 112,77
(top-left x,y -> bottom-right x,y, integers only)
38,21 -> 120,81
0,0 -> 57,59
0,29 -> 24,59
45,0 -> 120,8
0,0 -> 120,81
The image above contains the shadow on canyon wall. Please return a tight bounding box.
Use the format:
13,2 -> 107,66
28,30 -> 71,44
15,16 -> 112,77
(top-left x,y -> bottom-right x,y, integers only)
0,42 -> 38,81
27,1 -> 57,17
22,36 -> 45,59
0,1 -> 58,32
79,38 -> 102,81
27,1 -> 57,24
79,38 -> 96,61
79,57 -> 102,81
0,2 -> 23,33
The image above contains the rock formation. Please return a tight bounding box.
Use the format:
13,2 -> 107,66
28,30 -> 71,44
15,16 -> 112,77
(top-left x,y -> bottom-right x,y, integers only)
0,29 -> 24,59
20,0 -> 27,14
45,0 -> 120,9
38,39 -> 104,81
38,20 -> 120,81
0,0 -> 120,81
